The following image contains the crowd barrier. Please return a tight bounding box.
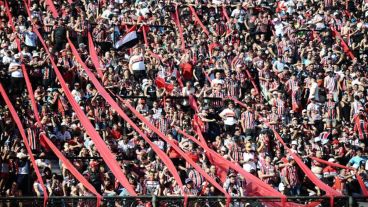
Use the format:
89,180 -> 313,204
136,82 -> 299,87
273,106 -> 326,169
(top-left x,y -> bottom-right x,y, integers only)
0,196 -> 357,207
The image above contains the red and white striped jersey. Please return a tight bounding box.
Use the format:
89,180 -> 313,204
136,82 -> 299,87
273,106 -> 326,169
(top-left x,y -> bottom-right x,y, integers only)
241,111 -> 256,130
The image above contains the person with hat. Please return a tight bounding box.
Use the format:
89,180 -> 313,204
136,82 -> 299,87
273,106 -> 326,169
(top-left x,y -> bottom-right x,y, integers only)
183,178 -> 199,196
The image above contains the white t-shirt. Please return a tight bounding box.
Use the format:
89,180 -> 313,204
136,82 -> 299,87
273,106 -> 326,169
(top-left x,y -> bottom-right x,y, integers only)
273,60 -> 285,72
243,152 -> 256,172
101,9 -> 113,19
2,55 -> 13,65
71,89 -> 82,103
24,31 -> 37,47
211,79 -> 224,87
219,108 -> 237,125
129,54 -> 145,71
9,62 -> 23,78
274,22 -> 285,37
309,82 -> 319,101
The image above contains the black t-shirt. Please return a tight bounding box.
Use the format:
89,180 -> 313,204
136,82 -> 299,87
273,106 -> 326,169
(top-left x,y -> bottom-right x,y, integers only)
194,67 -> 205,82
54,26 -> 67,42
146,85 -> 157,99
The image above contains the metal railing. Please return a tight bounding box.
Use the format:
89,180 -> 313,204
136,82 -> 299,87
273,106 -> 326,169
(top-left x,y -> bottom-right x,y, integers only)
0,196 -> 359,207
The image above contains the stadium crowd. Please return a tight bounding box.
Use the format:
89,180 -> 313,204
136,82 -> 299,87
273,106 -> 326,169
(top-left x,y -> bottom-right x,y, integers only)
0,0 -> 368,204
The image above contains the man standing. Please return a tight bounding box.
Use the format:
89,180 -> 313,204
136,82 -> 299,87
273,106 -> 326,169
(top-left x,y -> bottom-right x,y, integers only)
51,19 -> 68,53
129,47 -> 146,81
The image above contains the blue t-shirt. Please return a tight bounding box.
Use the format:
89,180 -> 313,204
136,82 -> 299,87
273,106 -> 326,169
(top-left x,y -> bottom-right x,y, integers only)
348,156 -> 365,169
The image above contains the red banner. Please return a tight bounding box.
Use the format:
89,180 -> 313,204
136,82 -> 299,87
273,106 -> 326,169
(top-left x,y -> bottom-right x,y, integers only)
39,133 -> 102,206
227,97 -> 342,201
188,6 -> 209,35
310,157 -> 368,196
33,29 -> 137,196
330,27 -> 355,60
0,84 -> 48,207
177,128 -> 313,207
5,0 -> 41,126
118,97 -> 231,204
88,32 -> 104,78
174,5 -> 186,50
67,38 -> 188,201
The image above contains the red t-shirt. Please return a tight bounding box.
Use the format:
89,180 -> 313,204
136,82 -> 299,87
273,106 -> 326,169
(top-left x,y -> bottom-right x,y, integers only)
180,63 -> 193,80
111,129 -> 122,140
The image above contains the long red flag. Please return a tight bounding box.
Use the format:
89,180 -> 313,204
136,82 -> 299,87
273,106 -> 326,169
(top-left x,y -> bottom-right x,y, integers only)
87,32 -> 105,78
228,97 -> 341,195
4,0 -> 41,125
117,96 -> 231,204
39,133 -> 102,206
0,84 -> 48,207
33,28 -> 137,196
67,38 -> 188,202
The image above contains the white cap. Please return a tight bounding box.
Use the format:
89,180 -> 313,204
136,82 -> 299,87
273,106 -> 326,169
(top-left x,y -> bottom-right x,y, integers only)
328,158 -> 336,163
291,140 -> 297,145
314,137 -> 321,142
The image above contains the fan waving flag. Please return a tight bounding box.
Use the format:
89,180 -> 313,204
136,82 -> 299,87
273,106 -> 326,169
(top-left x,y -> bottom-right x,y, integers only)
114,25 -> 139,50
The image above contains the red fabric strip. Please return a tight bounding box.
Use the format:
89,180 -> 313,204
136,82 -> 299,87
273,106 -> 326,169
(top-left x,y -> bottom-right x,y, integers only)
88,32 -> 104,78
67,39 -> 187,201
0,84 -> 48,207
4,1 -> 15,31
45,0 -> 59,18
188,95 -> 199,113
39,133 -> 102,206
117,97 -> 231,201
310,157 -> 368,196
222,6 -> 230,22
23,0 -> 32,17
244,69 -> 260,95
6,0 -> 42,128
174,5 -> 186,50
188,6 -> 209,35
139,25 -> 162,60
142,25 -> 149,47
33,29 -> 137,196
227,97 -> 342,198
309,157 -> 354,170
330,27 -> 355,60
357,175 -> 368,196
177,128 -> 309,207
